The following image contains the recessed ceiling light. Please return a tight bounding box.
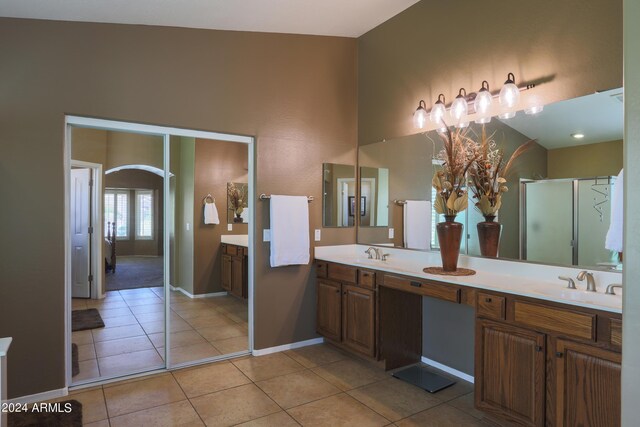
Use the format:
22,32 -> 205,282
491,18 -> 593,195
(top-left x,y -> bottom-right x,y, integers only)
571,133 -> 585,139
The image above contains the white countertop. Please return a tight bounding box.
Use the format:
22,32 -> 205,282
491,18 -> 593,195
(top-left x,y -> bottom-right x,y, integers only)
315,245 -> 623,313
221,234 -> 248,247
0,337 -> 12,357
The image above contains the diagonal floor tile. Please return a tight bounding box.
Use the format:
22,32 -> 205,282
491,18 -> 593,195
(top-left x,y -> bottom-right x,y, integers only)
235,411 -> 300,427
109,400 -> 204,427
311,359 -> 389,391
395,403 -> 488,426
173,360 -> 251,398
256,369 -> 341,409
103,373 -> 186,417
232,353 -> 305,382
284,344 -> 347,368
287,393 -> 389,427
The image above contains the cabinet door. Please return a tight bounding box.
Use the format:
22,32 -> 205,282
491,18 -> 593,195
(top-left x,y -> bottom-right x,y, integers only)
221,254 -> 232,292
475,320 -> 545,427
342,284 -> 375,357
317,280 -> 342,342
554,339 -> 621,427
231,256 -> 244,298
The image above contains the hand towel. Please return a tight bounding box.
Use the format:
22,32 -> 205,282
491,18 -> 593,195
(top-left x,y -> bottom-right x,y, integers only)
403,200 -> 431,250
204,202 -> 220,225
606,169 -> 623,252
270,195 -> 310,267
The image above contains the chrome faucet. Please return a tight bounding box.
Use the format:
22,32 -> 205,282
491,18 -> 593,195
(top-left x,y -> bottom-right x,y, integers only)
364,247 -> 380,260
605,283 -> 623,295
577,271 -> 597,292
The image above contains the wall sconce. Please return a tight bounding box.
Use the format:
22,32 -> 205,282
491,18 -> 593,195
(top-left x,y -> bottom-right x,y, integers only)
413,100 -> 428,129
412,72 -> 542,130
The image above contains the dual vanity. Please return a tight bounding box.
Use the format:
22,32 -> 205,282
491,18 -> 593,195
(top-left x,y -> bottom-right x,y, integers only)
314,244 -> 622,426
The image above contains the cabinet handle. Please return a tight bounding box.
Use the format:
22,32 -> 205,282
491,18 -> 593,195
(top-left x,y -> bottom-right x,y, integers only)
556,351 -> 564,358
335,289 -> 340,294
485,297 -> 492,303
410,281 -> 422,288
535,345 -> 543,352
362,273 -> 369,277
343,291 -> 347,295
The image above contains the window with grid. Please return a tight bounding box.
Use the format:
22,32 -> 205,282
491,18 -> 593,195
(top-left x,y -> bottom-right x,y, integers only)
135,190 -> 154,240
104,189 -> 129,239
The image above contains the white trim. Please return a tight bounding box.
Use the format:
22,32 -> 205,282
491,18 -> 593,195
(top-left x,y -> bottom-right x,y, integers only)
170,286 -> 228,299
105,164 -> 174,178
247,139 -> 255,355
66,116 -> 253,144
7,388 -> 68,405
252,337 -> 324,356
420,356 -> 475,384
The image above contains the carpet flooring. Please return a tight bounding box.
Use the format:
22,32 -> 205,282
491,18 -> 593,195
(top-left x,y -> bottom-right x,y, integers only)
71,309 -> 105,332
105,256 -> 163,291
8,400 -> 82,427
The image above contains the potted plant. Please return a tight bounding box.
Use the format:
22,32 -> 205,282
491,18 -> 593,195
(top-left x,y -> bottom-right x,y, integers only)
432,127 -> 478,272
227,183 -> 247,223
468,127 -> 534,257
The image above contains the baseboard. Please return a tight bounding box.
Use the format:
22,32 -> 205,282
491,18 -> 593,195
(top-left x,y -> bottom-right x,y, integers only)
421,356 -> 475,384
170,286 -> 228,299
7,387 -> 68,404
252,337 -> 324,356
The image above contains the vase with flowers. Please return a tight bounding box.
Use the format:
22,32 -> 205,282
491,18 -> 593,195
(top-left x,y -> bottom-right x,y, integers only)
431,127 -> 478,272
468,127 -> 534,257
227,183 -> 247,223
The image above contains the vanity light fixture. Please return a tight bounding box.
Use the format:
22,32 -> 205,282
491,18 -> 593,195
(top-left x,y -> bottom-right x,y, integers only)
474,81 -> 493,124
430,94 -> 447,130
524,105 -> 544,115
571,133 -> 585,139
450,88 -> 469,128
498,72 -> 520,119
413,100 -> 428,129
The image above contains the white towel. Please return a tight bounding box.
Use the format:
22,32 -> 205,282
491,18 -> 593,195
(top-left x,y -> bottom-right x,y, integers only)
204,202 -> 220,225
403,200 -> 431,250
270,195 -> 310,267
606,169 -> 624,252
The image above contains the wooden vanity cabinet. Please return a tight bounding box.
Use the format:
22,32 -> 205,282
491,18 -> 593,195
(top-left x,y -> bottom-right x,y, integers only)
315,262 -> 377,359
475,291 -> 622,427
221,243 -> 247,299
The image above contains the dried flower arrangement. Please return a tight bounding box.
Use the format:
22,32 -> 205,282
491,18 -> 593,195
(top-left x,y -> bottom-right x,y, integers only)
431,127 -> 479,218
227,182 -> 247,216
467,127 -> 535,218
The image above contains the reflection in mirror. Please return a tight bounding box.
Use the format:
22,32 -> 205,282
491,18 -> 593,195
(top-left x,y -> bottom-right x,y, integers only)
357,88 -> 623,271
227,182 -> 249,224
322,163 -> 356,227
359,167 -> 390,227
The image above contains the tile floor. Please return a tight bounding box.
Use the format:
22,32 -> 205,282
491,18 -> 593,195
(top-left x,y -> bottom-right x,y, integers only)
72,287 -> 248,382
56,343 -> 511,426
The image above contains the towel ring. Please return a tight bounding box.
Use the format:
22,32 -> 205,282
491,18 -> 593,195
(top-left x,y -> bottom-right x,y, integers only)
203,194 -> 215,205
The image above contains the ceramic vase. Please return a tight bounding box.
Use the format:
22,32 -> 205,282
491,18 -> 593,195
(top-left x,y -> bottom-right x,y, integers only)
477,215 -> 501,258
437,215 -> 463,272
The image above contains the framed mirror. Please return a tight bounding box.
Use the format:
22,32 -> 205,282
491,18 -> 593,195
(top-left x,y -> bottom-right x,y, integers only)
322,163 -> 356,227
357,88 -> 624,271
359,166 -> 390,228
227,182 -> 249,224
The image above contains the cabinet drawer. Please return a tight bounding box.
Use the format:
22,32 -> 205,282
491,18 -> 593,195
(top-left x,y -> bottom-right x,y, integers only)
514,301 -> 595,341
224,244 -> 239,256
383,275 -> 460,303
328,263 -> 357,284
315,261 -> 328,278
358,269 -> 376,289
610,319 -> 622,348
476,293 -> 505,320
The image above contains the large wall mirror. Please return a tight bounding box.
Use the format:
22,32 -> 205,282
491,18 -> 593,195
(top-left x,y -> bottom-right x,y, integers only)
357,88 -> 624,271
322,163 -> 356,227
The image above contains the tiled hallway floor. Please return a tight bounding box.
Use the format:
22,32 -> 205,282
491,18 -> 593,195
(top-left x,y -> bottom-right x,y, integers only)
72,287 -> 248,382
56,344 -> 508,426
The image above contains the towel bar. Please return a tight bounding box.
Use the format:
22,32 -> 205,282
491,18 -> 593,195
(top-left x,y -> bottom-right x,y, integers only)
259,193 -> 314,202
394,199 -> 407,205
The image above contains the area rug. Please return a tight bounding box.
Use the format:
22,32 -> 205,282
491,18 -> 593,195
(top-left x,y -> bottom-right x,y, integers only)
71,308 -> 104,332
8,399 -> 82,427
71,343 -> 79,377
106,255 -> 163,291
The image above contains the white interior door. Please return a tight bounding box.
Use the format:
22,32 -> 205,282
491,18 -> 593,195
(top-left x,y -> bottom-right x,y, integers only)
71,168 -> 91,298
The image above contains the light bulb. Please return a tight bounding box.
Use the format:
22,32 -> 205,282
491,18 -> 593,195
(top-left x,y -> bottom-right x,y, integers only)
430,94 -> 447,128
499,72 -> 520,108
413,100 -> 428,129
450,88 -> 468,124
474,81 -> 493,124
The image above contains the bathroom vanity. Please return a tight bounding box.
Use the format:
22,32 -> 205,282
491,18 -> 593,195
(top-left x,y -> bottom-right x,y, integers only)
221,235 -> 249,299
314,245 -> 622,426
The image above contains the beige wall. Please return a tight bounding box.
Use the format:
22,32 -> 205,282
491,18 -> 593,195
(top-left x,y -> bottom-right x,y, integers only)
172,137 -> 196,294
0,18 -> 357,398
622,0 -> 640,421
358,0 -> 622,144
106,132 -> 164,170
71,127 -> 107,165
547,139 -> 623,179
193,138 -> 248,295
